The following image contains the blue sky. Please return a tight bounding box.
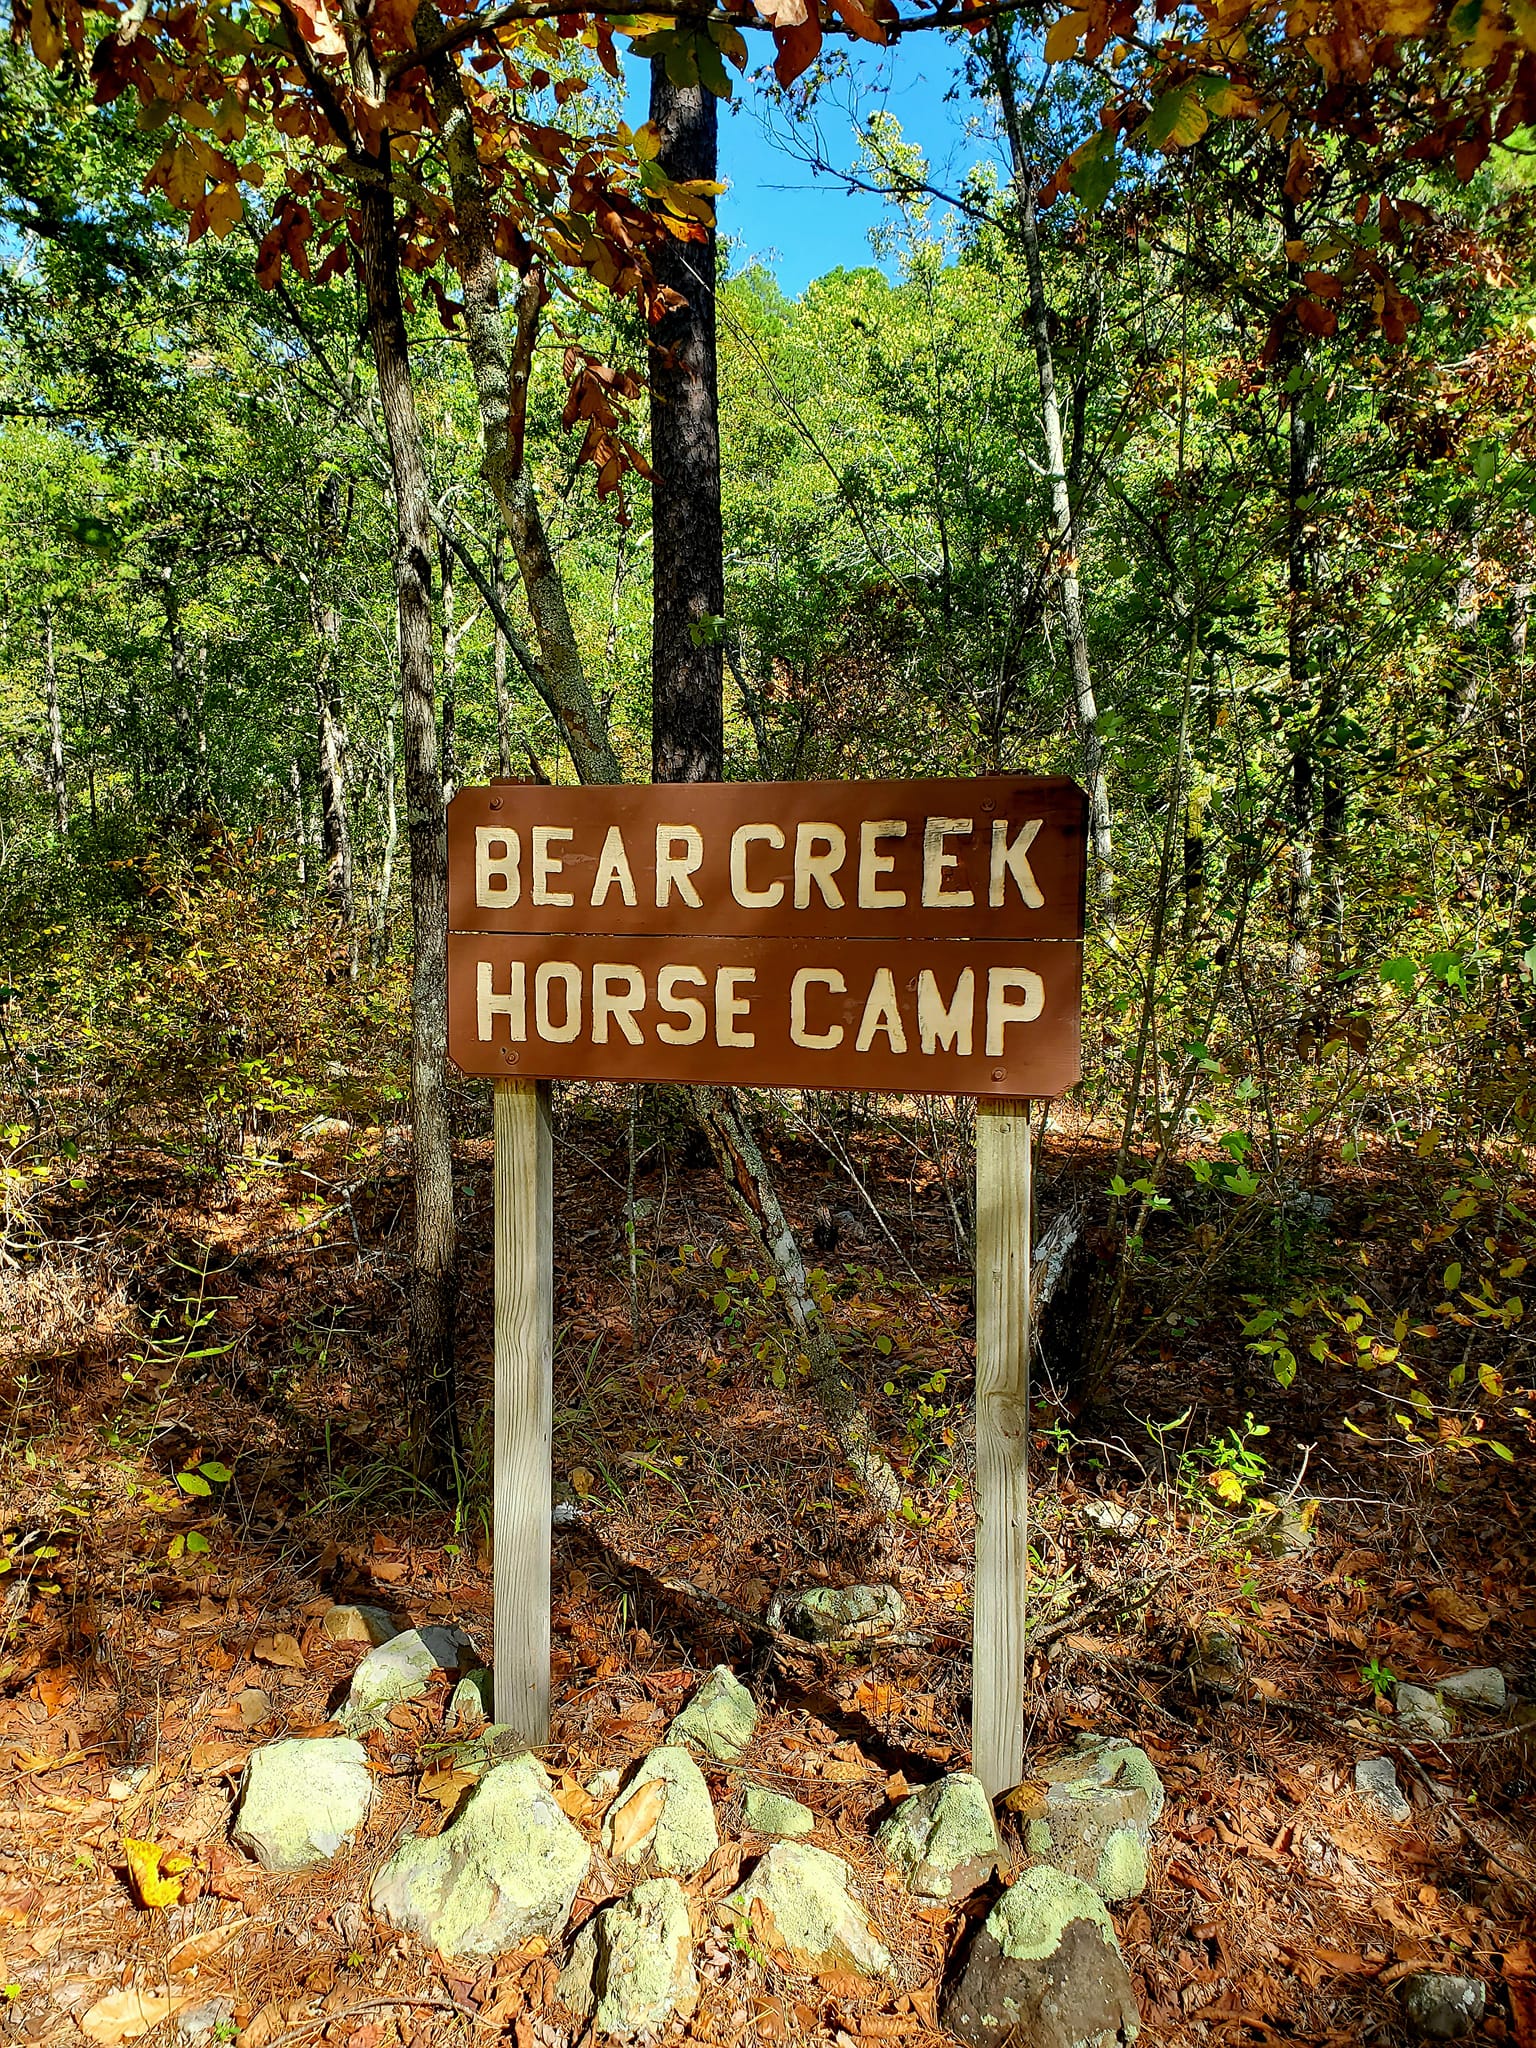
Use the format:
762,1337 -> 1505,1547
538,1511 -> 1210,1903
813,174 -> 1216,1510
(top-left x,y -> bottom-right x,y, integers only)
621,39 -> 989,297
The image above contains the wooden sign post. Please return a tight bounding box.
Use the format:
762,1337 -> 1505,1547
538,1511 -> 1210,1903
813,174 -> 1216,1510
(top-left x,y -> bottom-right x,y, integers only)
447,777 -> 1085,1794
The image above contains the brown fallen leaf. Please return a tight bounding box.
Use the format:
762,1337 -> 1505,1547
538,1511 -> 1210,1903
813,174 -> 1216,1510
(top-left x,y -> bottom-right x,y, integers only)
81,1989 -> 196,2045
1424,1586 -> 1490,1633
554,1773 -> 596,1822
253,1634 -> 306,1671
168,1917 -> 251,1976
421,1766 -> 478,1810
608,1775 -> 667,1859
191,1741 -> 247,1773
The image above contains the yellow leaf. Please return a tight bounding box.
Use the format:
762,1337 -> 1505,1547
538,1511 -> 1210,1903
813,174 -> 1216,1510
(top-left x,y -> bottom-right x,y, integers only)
1379,0 -> 1435,29
1044,9 -> 1087,63
29,0 -> 63,68
123,1838 -> 194,1911
1512,0 -> 1536,49
633,122 -> 663,163
1285,238 -> 1308,261
569,1466 -> 595,1498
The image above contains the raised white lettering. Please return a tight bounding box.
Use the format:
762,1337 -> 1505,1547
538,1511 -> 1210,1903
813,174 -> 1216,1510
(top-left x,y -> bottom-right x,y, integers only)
656,825 -> 704,908
476,959 -> 526,1041
789,968 -> 845,1049
656,965 -> 707,1045
591,825 -> 637,908
985,966 -> 1044,1056
715,967 -> 756,1048
794,823 -> 846,909
475,827 -> 520,908
730,823 -> 785,908
858,820 -> 907,909
592,963 -> 645,1045
856,967 -> 907,1052
531,825 -> 574,907
534,960 -> 581,1042
922,816 -> 974,908
989,818 -> 1044,909
918,967 -> 974,1054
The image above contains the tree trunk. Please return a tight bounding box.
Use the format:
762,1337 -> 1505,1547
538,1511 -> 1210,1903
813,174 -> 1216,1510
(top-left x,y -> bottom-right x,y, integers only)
357,161 -> 459,1486
647,62 -> 725,784
313,602 -> 356,927
988,26 -> 1113,916
1447,500 -> 1482,732
290,757 -> 308,886
373,689 -> 399,969
492,526 -> 512,779
42,605 -> 67,836
420,16 -> 621,784
438,533 -> 459,801
1286,292 -> 1327,987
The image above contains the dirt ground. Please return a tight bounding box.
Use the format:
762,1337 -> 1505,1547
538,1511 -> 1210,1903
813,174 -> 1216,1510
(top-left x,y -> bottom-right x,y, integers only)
3,1093 -> 1534,2048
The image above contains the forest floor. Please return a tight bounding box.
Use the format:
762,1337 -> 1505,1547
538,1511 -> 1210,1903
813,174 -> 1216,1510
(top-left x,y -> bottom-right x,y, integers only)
2,1085 -> 1534,2048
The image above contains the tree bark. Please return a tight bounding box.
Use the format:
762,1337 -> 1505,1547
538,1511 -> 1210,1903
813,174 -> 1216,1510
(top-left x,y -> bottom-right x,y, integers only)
1281,245 -> 1320,987
290,757 -> 309,886
438,532 -> 459,800
988,26 -> 1113,915
313,601 -> 356,927
42,604 -> 67,836
373,689 -> 399,969
419,17 -> 621,784
492,526 -> 512,779
647,62 -> 725,784
357,160 -> 460,1485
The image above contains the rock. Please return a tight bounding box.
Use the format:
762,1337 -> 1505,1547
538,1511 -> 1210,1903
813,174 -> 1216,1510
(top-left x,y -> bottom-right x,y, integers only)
1354,1756 -> 1412,1824
720,1842 -> 889,1977
371,1754 -> 589,1959
602,1747 -> 719,1875
232,1737 -> 374,1872
742,1786 -> 815,1839
321,1603 -> 399,1647
1438,1667 -> 1506,1711
1395,1684 -> 1453,1740
175,1999 -> 235,2044
342,1626 -> 467,1730
1079,1501 -> 1143,1540
586,1768 -> 622,1803
877,1773 -> 1000,1901
766,1584 -> 907,1643
445,1670 -> 492,1732
1252,1500 -> 1318,1558
1011,1737 -> 1163,1903
668,1665 -> 757,1762
558,1877 -> 698,2038
1396,1973 -> 1486,2040
941,1867 -> 1140,2048
1188,1628 -> 1244,1696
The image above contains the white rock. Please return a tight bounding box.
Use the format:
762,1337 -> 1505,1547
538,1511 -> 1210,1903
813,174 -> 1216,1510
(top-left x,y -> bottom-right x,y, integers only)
1355,1756 -> 1411,1824
1395,1684 -> 1453,1740
342,1626 -> 467,1729
232,1738 -> 374,1871
1437,1667 -> 1506,1711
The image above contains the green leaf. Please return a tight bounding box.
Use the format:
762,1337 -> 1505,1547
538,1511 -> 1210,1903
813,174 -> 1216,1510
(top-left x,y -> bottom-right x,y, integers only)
1068,131 -> 1120,209
1142,84 -> 1209,150
1442,1263 -> 1462,1292
695,34 -> 733,99
186,1532 -> 210,1555
176,1472 -> 212,1497
712,1289 -> 730,1314
199,1461 -> 233,1483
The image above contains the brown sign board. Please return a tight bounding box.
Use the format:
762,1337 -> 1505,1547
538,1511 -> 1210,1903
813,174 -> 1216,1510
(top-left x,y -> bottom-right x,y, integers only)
447,777 -> 1085,1099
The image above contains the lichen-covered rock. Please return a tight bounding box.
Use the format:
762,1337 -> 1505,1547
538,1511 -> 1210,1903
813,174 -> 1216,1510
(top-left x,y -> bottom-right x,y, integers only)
767,1585 -> 907,1643
1395,1684 -> 1453,1740
371,1754 -> 589,1959
742,1786 -> 815,1839
321,1604 -> 400,1647
1355,1756 -> 1412,1824
1252,1499 -> 1318,1558
720,1843 -> 889,1977
1396,1973 -> 1486,2040
877,1773 -> 1000,1901
232,1737 -> 374,1872
342,1627 -> 468,1731
602,1747 -> 719,1875
1011,1737 -> 1162,1903
668,1665 -> 757,1762
445,1669 -> 492,1732
1438,1668 -> 1506,1712
558,1877 -> 698,2038
940,1868 -> 1140,2048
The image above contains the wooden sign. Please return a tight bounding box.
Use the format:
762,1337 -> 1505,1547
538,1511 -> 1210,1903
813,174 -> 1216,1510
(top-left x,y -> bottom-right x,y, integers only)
447,776 -> 1087,1799
446,778 -> 1085,1098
